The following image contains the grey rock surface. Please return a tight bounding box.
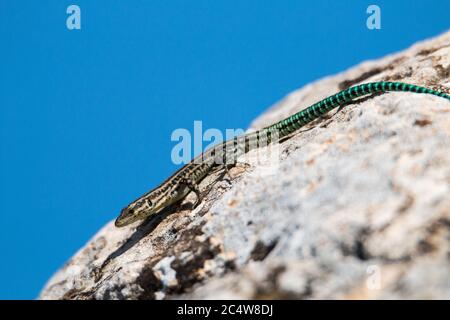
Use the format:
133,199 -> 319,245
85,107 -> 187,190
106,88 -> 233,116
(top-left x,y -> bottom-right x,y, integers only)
39,30 -> 450,300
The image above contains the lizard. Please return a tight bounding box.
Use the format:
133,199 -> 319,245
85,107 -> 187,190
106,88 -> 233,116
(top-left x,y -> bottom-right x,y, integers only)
114,81 -> 450,227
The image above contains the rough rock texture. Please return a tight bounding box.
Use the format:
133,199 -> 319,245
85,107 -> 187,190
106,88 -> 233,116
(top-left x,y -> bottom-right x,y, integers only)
40,31 -> 450,300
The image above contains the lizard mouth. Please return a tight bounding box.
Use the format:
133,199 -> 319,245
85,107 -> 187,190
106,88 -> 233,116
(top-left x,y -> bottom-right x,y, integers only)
114,207 -> 135,227
114,216 -> 127,227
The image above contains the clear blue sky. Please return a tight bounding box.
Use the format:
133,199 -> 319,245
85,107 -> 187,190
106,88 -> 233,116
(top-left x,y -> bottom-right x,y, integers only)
0,1 -> 448,299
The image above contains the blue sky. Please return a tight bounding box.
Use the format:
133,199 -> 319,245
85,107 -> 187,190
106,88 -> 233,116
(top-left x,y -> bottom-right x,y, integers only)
0,1 -> 448,299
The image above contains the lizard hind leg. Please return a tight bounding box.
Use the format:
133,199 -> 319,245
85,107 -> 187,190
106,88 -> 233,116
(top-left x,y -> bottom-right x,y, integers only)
222,162 -> 251,181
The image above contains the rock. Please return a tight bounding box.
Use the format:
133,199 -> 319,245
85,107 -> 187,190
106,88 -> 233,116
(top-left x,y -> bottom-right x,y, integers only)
39,30 -> 450,300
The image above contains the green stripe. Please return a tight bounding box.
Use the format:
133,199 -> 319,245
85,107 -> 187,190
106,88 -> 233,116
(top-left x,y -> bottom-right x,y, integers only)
264,81 -> 449,139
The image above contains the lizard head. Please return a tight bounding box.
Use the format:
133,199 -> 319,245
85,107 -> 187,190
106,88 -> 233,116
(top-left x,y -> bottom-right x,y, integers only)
114,187 -> 171,227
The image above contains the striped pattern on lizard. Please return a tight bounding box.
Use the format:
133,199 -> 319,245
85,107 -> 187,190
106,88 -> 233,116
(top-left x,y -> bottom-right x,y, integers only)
114,82 -> 450,227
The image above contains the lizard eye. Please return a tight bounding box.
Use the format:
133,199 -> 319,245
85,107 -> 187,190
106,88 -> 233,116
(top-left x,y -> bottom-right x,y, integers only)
146,199 -> 153,207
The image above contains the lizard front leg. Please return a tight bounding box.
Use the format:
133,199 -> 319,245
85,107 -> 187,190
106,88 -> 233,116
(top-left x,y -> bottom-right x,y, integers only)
180,177 -> 202,208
